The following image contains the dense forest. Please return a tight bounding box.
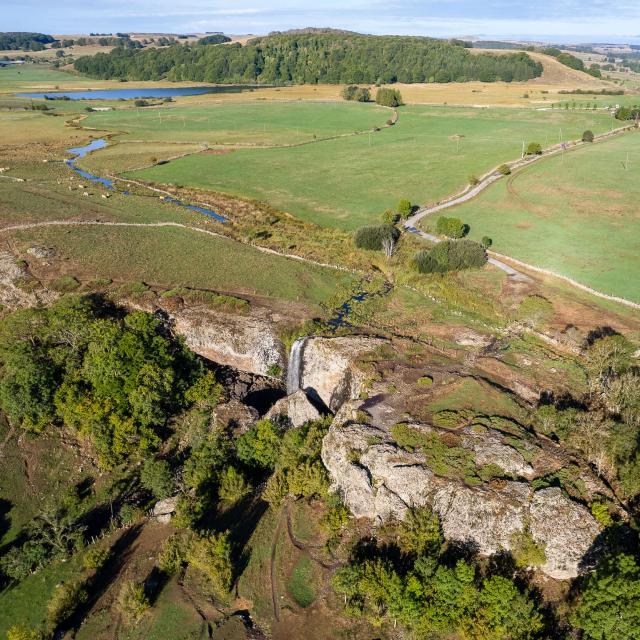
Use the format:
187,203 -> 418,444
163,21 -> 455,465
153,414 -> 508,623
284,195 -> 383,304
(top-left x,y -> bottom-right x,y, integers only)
73,33 -> 543,84
0,32 -> 55,51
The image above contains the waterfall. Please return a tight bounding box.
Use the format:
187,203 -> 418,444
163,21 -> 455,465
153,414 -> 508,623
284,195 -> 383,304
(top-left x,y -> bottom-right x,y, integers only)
286,337 -> 307,395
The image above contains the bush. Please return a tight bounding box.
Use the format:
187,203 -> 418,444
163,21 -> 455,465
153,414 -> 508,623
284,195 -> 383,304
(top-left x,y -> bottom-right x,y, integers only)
82,545 -> 110,570
341,85 -> 370,102
435,216 -> 466,238
498,163 -> 511,175
375,87 -> 403,107
353,224 -> 400,251
133,99 -> 149,107
412,239 -> 487,274
157,534 -> 187,575
468,175 -> 479,186
266,363 -> 282,378
236,418 -> 282,470
117,580 -> 150,625
184,370 -> 223,409
582,129 -> 595,142
481,236 -> 492,248
6,626 -> 42,640
217,466 -> 251,504
47,579 -> 87,630
396,199 -> 413,219
381,209 -> 400,224
186,532 -> 233,596
525,142 -> 543,155
140,458 -> 174,499
509,527 -> 547,568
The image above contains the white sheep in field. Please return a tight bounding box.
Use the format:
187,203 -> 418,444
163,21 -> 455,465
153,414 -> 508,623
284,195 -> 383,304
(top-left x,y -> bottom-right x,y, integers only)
83,192 -> 89,197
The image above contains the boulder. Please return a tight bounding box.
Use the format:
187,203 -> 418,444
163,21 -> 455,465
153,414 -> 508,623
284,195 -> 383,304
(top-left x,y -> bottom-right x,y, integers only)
170,307 -> 284,376
265,390 -> 322,428
152,496 -> 179,524
322,421 -> 601,579
294,336 -> 386,411
530,487 -> 601,580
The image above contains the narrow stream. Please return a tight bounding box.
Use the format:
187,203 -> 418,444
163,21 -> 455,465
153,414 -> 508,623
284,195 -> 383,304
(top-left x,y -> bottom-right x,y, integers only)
64,139 -> 226,222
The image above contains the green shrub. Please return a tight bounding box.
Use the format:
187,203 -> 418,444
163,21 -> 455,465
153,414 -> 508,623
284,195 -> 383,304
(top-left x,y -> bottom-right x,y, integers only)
375,87 -> 403,107
396,199 -> 413,219
341,85 -> 370,102
186,532 -> 233,596
6,626 -> 42,640
435,215 -> 466,238
413,239 -> 487,273
47,579 -> 88,630
498,163 -> 511,175
417,375 -> 433,386
217,466 -> 251,504
353,224 -> 400,251
140,458 -> 174,499
582,129 -> 595,143
117,580 -> 150,625
381,209 -> 400,224
82,545 -> 111,570
509,526 -> 546,569
266,363 -> 282,378
525,142 -> 543,155
157,534 -> 187,575
590,501 -> 614,528
468,175 -> 479,186
481,235 -> 492,248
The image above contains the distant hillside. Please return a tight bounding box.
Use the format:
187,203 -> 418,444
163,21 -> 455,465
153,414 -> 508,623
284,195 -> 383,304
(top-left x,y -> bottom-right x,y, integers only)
74,32 -> 543,84
0,32 -> 55,51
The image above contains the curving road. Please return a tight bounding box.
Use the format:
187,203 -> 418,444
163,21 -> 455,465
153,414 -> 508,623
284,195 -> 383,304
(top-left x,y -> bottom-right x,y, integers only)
403,123 -> 639,298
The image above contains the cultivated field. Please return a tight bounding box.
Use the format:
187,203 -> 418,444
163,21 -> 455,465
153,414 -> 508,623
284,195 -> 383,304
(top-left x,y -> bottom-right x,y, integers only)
448,131 -> 640,302
129,105 -> 617,230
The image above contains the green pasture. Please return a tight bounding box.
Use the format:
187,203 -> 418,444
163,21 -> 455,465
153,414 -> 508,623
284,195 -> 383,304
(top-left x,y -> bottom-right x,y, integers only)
83,101 -> 390,146
130,105 -> 616,230
0,64 -> 86,92
449,131 -> 640,302
10,224 -> 354,306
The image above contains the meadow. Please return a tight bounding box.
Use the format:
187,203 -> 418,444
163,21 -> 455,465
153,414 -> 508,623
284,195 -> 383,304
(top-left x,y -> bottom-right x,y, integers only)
129,105 -> 616,230
448,131 -> 640,302
83,101 -> 390,146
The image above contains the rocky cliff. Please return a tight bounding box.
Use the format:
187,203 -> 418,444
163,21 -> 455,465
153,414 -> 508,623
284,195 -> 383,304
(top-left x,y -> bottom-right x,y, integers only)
322,419 -> 604,580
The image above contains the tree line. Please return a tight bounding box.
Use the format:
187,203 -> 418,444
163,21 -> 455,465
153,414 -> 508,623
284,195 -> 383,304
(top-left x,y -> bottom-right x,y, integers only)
73,33 -> 543,84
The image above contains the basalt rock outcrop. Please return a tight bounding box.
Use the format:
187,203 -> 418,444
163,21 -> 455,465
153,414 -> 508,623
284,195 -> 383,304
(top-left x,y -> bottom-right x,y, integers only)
289,336 -> 386,411
266,389 -> 322,428
169,306 -> 285,377
322,420 -> 603,580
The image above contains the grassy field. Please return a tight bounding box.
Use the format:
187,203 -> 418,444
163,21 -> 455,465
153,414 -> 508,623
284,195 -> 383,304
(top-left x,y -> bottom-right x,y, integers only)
448,131 -> 640,302
83,102 -> 390,146
130,105 -> 616,230
9,224 -> 354,305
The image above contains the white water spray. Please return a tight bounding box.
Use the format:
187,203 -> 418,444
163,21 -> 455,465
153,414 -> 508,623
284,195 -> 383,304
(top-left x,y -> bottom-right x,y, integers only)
286,337 -> 307,395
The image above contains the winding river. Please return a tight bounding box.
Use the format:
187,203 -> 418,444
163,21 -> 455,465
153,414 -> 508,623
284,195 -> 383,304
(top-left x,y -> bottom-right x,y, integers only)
65,139 -> 226,222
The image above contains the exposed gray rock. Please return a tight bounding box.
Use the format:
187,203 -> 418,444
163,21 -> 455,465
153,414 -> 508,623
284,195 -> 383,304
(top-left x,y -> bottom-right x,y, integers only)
530,487 -> 601,580
170,307 -> 285,376
298,336 -> 386,411
322,421 -> 601,579
152,496 -> 179,524
265,390 -> 322,428
462,430 -> 534,477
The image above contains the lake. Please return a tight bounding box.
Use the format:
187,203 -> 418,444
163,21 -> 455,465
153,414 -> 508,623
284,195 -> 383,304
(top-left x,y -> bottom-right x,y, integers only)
16,85 -> 261,100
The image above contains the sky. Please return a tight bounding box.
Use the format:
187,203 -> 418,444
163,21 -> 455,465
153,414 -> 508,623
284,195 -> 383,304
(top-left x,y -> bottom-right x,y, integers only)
4,0 -> 640,44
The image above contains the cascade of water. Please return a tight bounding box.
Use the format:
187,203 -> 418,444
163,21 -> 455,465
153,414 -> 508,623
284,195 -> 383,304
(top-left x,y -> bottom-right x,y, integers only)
286,337 -> 307,395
